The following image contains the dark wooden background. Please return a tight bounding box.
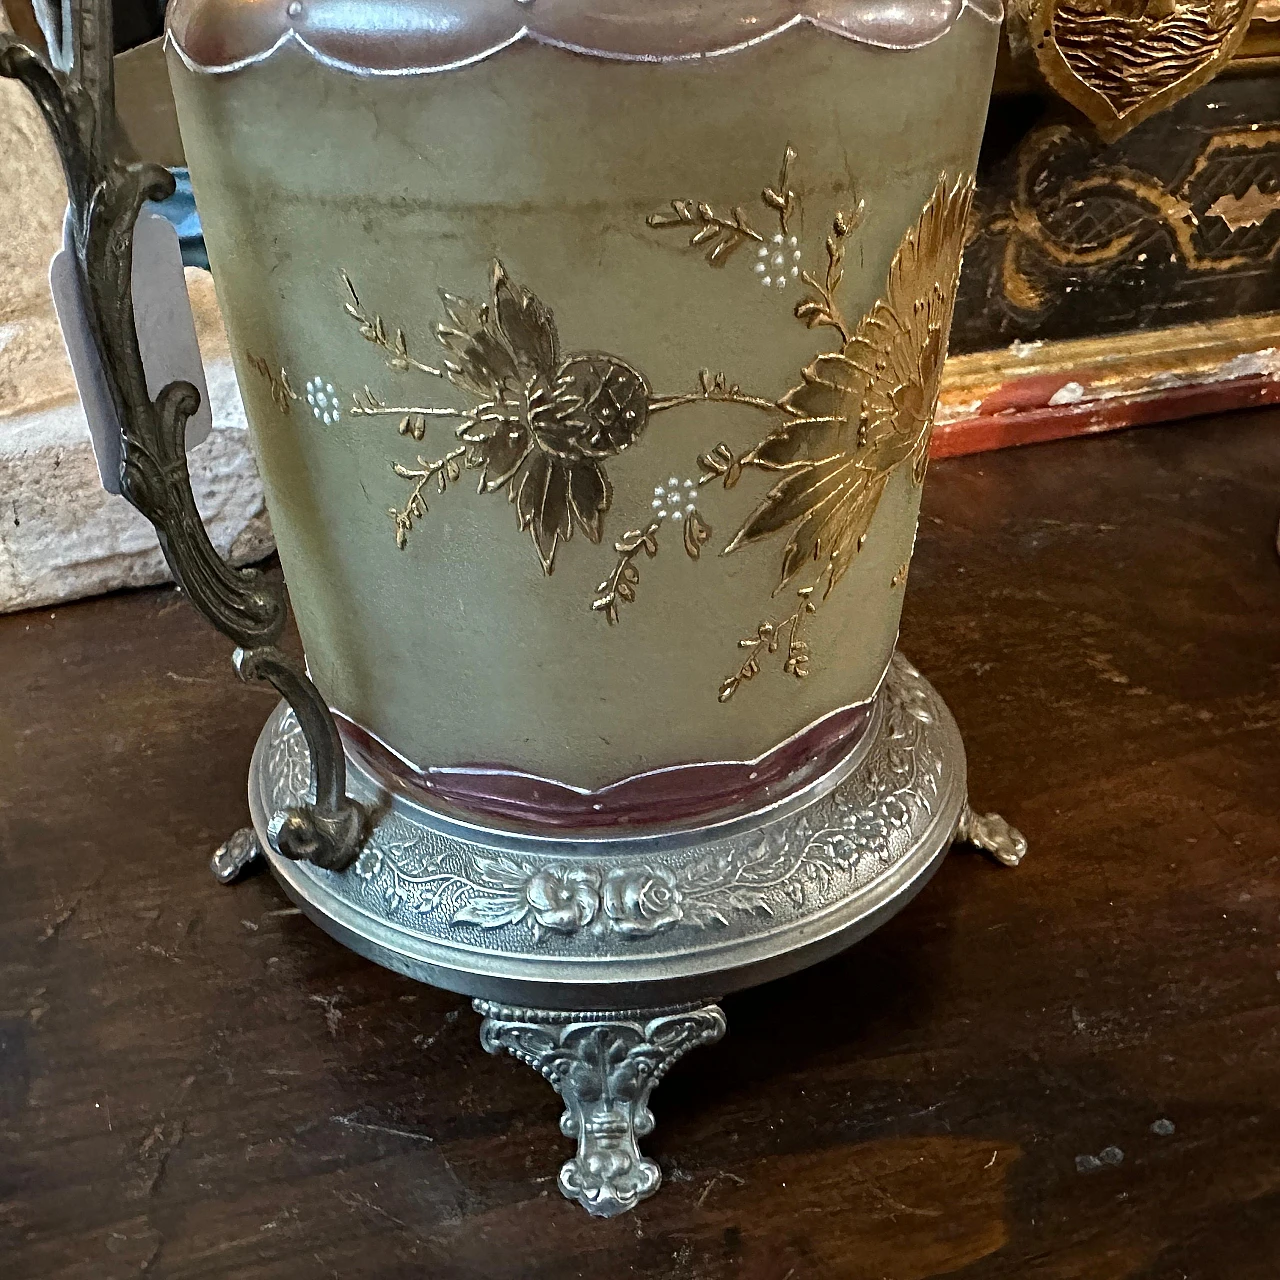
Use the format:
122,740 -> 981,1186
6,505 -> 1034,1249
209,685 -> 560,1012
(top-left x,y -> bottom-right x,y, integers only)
953,77 -> 1280,354
3,410 -> 1280,1278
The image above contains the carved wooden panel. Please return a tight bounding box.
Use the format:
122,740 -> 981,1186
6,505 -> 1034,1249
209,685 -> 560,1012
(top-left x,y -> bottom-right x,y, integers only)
953,73 -> 1280,353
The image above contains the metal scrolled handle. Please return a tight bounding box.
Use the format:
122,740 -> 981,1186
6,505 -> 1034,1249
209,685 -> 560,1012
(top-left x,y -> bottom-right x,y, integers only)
233,648 -> 363,870
1,0 -> 364,872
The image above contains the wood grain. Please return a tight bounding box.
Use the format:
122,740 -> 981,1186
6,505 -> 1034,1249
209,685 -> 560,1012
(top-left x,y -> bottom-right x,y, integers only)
3,410 -> 1280,1278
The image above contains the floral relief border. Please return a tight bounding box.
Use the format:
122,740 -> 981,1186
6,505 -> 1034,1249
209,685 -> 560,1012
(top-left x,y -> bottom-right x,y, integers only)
267,656 -> 941,944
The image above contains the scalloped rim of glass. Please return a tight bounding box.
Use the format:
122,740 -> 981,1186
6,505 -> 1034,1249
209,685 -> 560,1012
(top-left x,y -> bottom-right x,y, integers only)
165,0 -> 1004,76
325,655 -> 896,834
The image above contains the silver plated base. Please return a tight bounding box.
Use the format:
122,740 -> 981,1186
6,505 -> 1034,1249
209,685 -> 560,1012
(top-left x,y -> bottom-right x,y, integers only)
237,652 -> 1024,1215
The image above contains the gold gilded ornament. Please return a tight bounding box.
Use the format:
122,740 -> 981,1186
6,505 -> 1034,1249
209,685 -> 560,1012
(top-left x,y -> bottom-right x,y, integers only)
342,265 -> 766,572
722,175 -> 974,603
337,152 -> 971,704
1020,0 -> 1259,142
246,352 -> 299,415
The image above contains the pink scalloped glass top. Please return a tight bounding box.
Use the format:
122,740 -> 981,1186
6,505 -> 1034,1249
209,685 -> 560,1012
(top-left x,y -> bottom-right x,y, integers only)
335,698 -> 875,832
166,0 -> 1003,74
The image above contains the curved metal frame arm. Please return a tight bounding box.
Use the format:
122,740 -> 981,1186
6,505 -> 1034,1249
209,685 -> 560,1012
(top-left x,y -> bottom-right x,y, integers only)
0,0 -> 364,871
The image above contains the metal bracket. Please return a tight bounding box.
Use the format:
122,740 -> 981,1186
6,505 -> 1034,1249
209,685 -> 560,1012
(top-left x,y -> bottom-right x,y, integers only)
954,802 -> 1028,867
1,0 -> 364,872
475,1001 -> 727,1217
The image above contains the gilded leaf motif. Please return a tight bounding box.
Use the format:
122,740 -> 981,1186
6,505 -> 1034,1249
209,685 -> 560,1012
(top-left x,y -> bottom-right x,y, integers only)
725,174 -> 974,597
341,153 -> 974,703
348,260 -> 652,573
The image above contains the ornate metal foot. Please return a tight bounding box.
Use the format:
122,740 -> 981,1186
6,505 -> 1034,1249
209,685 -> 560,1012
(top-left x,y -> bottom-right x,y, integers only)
475,1001 -> 726,1217
954,803 -> 1027,867
210,827 -> 263,884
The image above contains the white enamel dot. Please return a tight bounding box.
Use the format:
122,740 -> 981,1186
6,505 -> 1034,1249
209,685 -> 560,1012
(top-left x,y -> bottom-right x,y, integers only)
755,262 -> 766,274
793,250 -> 802,261
788,235 -> 798,247
775,276 -> 786,289
758,246 -> 769,258
772,233 -> 784,244
668,477 -> 679,488
762,276 -> 772,287
671,509 -> 683,521
686,502 -> 696,513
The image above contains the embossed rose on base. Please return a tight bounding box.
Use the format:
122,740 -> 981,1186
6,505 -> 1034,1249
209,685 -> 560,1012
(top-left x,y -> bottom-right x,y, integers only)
269,654 -> 939,941
600,868 -> 685,939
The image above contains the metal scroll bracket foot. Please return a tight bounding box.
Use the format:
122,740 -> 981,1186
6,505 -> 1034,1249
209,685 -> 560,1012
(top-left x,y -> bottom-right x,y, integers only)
475,1000 -> 727,1218
954,802 -> 1028,867
211,827 -> 263,884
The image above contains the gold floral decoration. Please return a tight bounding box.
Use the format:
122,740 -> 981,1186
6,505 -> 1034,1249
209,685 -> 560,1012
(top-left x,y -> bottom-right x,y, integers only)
642,156 -> 973,697
718,587 -> 817,703
591,473 -> 714,624
647,145 -> 801,264
246,352 -> 298,415
343,262 -> 657,571
335,148 -> 972,702
342,263 -> 771,571
723,174 -> 974,602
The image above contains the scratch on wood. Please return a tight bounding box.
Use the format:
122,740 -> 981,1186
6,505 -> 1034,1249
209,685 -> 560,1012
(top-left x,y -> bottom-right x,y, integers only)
310,992 -> 344,1035
136,942 -> 183,964
39,898 -> 80,942
165,671 -> 224,687
695,1170 -> 746,1206
136,1119 -> 187,1197
413,1007 -> 460,1050
331,1112 -> 435,1144
335,1189 -> 429,1242
845,1158 -> 944,1219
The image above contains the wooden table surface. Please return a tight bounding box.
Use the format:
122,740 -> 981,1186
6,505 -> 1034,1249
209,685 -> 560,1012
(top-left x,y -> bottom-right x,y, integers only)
4,409 -> 1280,1279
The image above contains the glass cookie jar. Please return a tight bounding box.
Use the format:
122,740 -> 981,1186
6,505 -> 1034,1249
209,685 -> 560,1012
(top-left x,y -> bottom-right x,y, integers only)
2,0 -> 1025,1217
164,0 -> 1004,811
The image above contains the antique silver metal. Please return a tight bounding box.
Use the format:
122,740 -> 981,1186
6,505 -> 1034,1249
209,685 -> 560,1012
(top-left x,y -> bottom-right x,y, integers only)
241,650 -> 1024,1212
475,1002 -> 728,1218
250,653 -> 967,1005
210,826 -> 263,884
955,804 -> 1028,868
